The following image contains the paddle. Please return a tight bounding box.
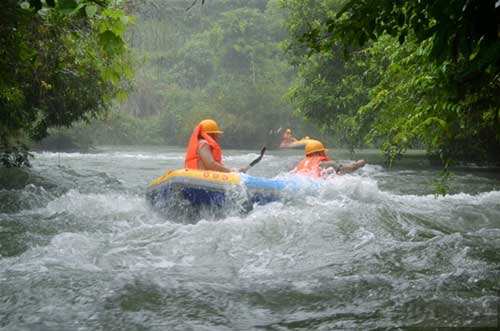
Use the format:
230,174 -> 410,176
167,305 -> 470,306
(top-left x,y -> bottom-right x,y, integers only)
241,146 -> 266,173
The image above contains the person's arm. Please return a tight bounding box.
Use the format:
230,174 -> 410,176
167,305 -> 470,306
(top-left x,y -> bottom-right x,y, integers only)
198,144 -> 232,172
319,160 -> 342,175
319,160 -> 338,168
337,160 -> 367,174
320,159 -> 367,174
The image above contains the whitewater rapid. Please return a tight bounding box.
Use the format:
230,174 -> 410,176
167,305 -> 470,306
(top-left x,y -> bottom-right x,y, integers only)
0,146 -> 498,329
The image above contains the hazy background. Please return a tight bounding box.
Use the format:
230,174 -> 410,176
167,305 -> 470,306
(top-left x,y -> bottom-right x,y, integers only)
39,0 -> 325,152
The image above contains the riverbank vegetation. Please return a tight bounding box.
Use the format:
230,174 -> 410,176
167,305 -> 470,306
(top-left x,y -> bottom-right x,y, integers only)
58,0 -> 318,150
0,0 -> 133,166
282,0 -> 500,166
2,0 -> 499,168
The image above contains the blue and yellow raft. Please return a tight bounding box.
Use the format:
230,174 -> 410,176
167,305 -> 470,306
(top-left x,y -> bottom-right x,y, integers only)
146,169 -> 299,209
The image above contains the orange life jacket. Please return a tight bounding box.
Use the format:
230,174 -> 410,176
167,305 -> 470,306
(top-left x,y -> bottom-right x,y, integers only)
294,155 -> 330,178
184,124 -> 222,169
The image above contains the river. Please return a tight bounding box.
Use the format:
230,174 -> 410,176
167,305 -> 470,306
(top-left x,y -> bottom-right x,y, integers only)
1,146 -> 499,330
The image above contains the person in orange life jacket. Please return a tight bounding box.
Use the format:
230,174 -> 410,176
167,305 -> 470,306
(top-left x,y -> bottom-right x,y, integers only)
293,140 -> 367,177
279,128 -> 298,148
184,119 -> 248,173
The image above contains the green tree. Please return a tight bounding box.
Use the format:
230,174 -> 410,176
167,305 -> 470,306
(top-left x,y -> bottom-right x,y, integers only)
99,0 -> 315,149
0,0 -> 133,166
282,0 -> 500,164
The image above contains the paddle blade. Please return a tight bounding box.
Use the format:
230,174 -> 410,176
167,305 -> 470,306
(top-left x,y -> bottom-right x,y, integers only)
248,146 -> 266,167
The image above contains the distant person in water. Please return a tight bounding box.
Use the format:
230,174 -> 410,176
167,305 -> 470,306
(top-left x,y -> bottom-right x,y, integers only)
185,119 -> 247,173
293,140 -> 366,178
279,128 -> 298,148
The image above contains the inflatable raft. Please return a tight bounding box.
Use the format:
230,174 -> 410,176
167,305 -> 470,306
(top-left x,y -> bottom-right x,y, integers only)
146,169 -> 302,210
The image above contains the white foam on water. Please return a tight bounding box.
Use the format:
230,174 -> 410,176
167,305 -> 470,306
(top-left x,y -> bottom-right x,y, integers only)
34,151 -> 277,163
273,171 -> 383,204
8,170 -> 498,279
34,151 -> 183,161
38,189 -> 149,217
2,149 -> 499,329
3,232 -> 102,273
224,153 -> 275,162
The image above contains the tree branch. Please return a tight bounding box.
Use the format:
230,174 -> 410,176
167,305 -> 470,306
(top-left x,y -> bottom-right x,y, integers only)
186,0 -> 204,12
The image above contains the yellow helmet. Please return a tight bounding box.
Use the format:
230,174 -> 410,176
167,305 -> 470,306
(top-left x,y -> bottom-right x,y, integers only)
305,140 -> 326,156
285,128 -> 292,133
199,119 -> 223,134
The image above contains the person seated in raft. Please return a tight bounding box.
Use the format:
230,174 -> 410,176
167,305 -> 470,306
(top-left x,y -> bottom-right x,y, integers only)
185,119 -> 248,173
279,128 -> 298,148
293,139 -> 367,177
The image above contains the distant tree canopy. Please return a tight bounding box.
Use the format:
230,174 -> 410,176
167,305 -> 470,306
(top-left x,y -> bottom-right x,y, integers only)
106,0 -> 319,149
283,0 -> 500,164
0,0 -> 133,166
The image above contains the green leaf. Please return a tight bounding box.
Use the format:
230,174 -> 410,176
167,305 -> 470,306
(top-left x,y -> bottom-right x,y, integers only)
20,1 -> 30,10
85,4 -> 97,18
120,15 -> 129,25
56,0 -> 78,14
71,3 -> 86,16
116,90 -> 128,102
98,30 -> 124,54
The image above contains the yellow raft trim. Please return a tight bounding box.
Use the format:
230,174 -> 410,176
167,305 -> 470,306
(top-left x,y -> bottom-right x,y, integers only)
149,169 -> 241,187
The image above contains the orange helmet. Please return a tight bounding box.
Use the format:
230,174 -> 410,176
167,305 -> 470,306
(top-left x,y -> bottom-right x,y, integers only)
199,119 -> 223,134
305,140 -> 326,156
